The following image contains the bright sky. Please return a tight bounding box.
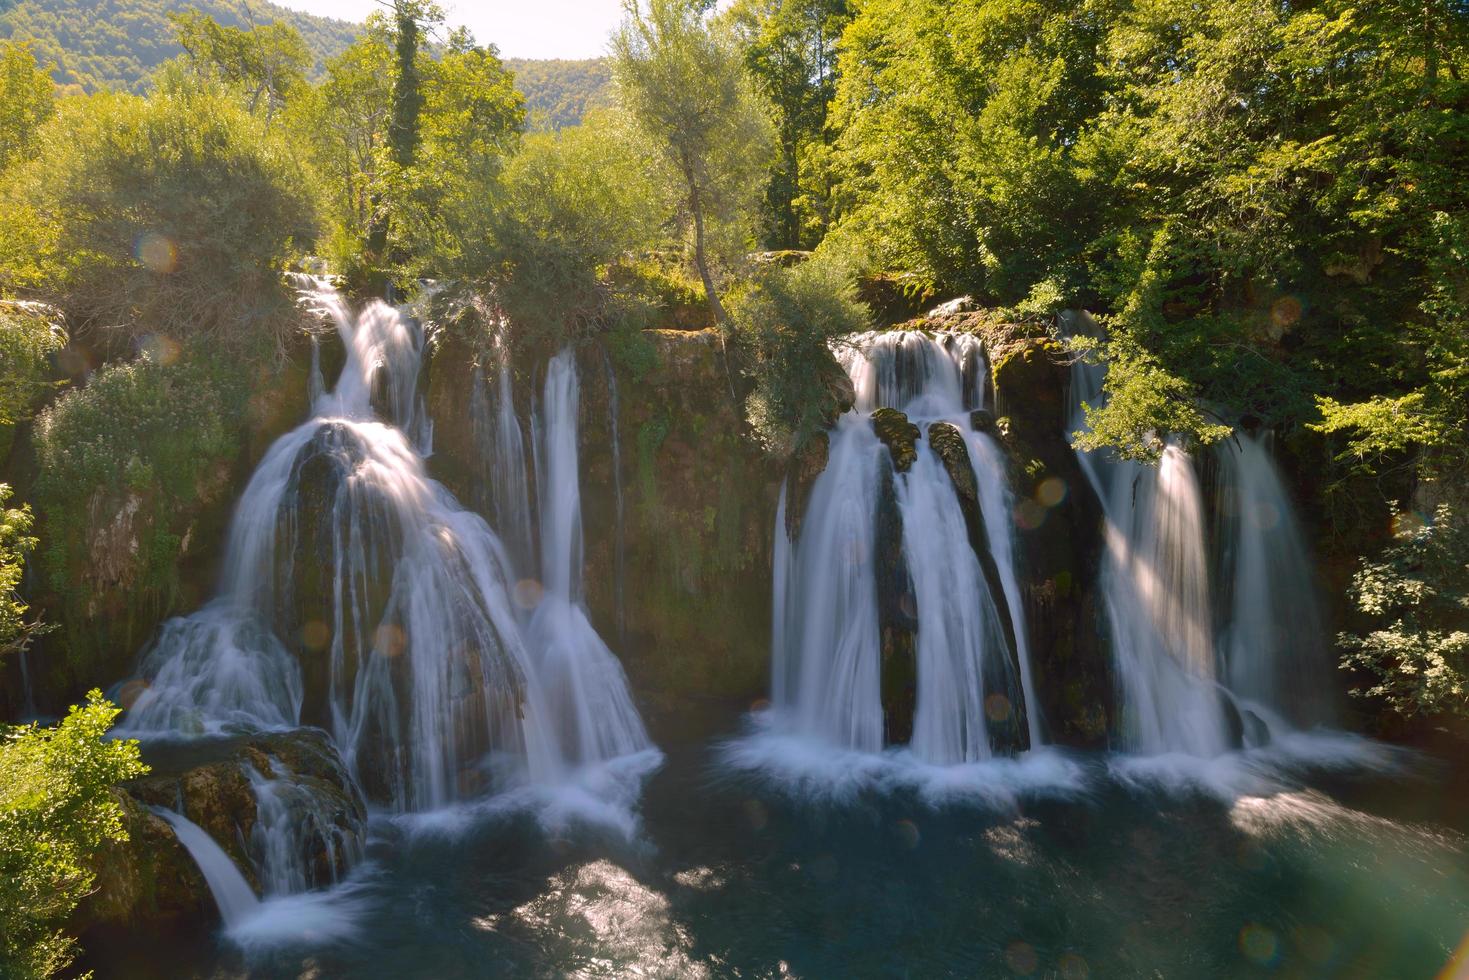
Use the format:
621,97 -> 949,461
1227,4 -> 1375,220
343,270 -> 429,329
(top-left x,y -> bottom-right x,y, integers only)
277,0 -> 627,60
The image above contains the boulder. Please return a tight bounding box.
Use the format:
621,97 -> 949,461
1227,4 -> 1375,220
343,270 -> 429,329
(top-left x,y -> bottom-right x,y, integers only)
870,408 -> 920,473
925,421 -> 1028,753
125,728 -> 366,895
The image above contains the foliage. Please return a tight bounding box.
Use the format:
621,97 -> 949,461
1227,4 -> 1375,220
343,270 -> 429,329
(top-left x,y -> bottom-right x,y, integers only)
0,303 -> 64,429
0,39 -> 55,173
0,0 -> 358,93
823,0 -> 1111,304
297,13 -> 523,286
1077,1 -> 1469,463
730,252 -> 869,451
0,84 -> 318,357
0,484 -> 42,664
1340,507 -> 1469,722
612,0 -> 775,327
475,108 -> 666,349
32,353 -> 246,625
506,57 -> 613,131
726,0 -> 850,249
167,8 -> 310,119
0,691 -> 146,979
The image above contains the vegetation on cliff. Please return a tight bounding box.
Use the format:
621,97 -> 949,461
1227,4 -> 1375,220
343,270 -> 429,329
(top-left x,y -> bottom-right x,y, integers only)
1341,507 -> 1469,724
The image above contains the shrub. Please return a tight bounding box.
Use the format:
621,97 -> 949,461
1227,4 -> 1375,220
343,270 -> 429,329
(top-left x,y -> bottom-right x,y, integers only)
0,692 -> 147,979
0,485 -> 41,664
730,251 -> 870,452
2,86 -> 318,358
32,353 -> 247,667
1340,506 -> 1469,723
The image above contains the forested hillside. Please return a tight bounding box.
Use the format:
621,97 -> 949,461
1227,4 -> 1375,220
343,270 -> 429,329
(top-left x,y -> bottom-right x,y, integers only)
0,0 -> 357,90
505,57 -> 612,130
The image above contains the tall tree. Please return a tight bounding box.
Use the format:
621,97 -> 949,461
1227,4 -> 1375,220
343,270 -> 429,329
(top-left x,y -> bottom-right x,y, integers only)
612,0 -> 774,328
0,41 -> 55,174
727,0 -> 850,249
168,10 -> 311,121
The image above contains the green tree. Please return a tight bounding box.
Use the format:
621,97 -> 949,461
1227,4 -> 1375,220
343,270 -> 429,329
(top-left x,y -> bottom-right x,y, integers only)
478,108 -> 665,347
0,691 -> 147,979
612,0 -> 774,329
293,20 -> 394,270
824,0 -> 1114,304
0,485 -> 42,664
0,40 -> 55,174
1075,0 -> 1469,464
168,9 -> 312,120
727,0 -> 850,248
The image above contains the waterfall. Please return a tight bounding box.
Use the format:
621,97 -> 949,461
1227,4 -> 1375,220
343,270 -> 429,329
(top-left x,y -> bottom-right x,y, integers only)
1066,344 -> 1232,756
522,349 -> 653,773
772,331 -> 1038,761
154,807 -> 261,928
779,416 -> 884,752
1217,431 -> 1333,732
1065,318 -> 1331,755
123,281 -> 655,816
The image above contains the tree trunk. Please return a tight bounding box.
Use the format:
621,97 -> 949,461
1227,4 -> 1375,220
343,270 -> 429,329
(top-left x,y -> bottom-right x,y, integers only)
686,164 -> 736,398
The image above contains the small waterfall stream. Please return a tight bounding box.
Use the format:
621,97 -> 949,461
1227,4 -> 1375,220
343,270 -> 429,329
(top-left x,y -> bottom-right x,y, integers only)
153,808 -> 261,928
771,331 -> 1039,762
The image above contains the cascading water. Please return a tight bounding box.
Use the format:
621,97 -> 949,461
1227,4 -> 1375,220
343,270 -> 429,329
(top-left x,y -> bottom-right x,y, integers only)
124,281 -> 654,817
1216,431 -> 1333,732
245,759 -> 362,896
770,331 -> 1039,762
1065,317 -> 1332,755
521,350 -> 654,773
1066,344 -> 1232,756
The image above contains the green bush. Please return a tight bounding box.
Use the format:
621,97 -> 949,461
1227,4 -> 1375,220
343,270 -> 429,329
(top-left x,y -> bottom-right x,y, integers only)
0,304 -> 66,456
0,485 -> 41,664
1340,506 -> 1469,723
32,353 -> 247,663
730,251 -> 870,452
1,85 -> 318,358
476,108 -> 668,352
0,691 -> 147,980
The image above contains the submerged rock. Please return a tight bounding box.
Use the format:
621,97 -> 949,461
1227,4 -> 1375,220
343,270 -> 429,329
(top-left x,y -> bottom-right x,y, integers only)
870,408 -> 920,473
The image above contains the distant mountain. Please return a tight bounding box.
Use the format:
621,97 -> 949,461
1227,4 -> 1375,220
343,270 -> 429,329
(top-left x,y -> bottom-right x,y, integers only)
505,57 -> 612,131
0,0 -> 614,132
0,0 -> 359,92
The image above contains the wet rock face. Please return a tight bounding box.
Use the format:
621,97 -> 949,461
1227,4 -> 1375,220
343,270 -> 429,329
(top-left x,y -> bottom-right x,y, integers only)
82,791 -> 211,930
785,430 -> 829,542
875,461 -> 917,744
989,335 -> 1113,747
83,729 -> 366,935
427,325 -> 781,706
125,729 -> 367,895
925,422 -> 1028,753
870,408 -> 920,473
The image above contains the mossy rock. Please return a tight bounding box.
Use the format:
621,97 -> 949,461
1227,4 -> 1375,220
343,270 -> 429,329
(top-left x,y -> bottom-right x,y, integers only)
785,430 -> 830,542
871,407 -> 920,472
